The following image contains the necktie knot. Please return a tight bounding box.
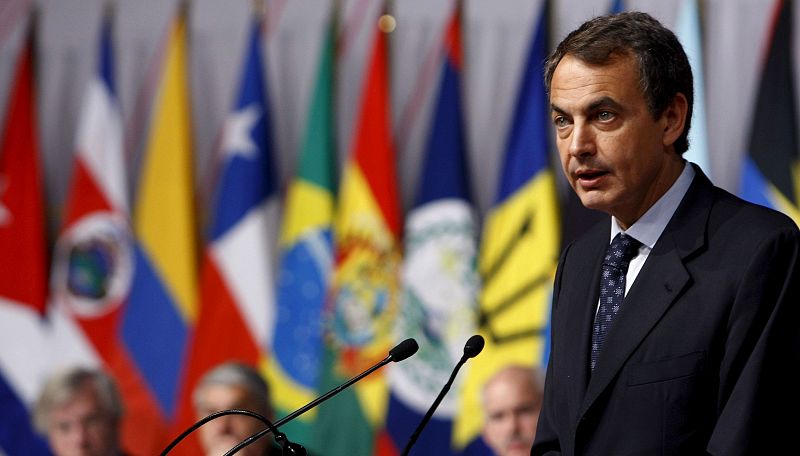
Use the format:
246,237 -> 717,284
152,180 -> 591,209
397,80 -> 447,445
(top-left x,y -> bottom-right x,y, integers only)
602,233 -> 641,270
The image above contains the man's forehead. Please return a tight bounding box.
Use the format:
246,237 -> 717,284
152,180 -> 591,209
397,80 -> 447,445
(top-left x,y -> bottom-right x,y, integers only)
551,54 -> 639,88
549,56 -> 643,111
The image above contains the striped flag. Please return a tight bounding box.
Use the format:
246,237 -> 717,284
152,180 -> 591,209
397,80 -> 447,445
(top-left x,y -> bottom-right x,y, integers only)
313,14 -> 402,456
172,14 -> 279,454
0,20 -> 53,456
266,13 -> 336,448
676,0 -> 711,174
456,1 -> 560,449
126,6 -> 198,442
739,0 -> 800,224
381,7 -> 479,455
49,11 -> 171,455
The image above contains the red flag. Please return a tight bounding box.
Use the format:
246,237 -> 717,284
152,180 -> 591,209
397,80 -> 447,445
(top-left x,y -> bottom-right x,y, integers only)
0,27 -> 47,315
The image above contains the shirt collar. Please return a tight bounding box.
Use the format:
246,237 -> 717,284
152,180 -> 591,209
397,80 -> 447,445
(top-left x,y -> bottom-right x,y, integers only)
611,161 -> 695,248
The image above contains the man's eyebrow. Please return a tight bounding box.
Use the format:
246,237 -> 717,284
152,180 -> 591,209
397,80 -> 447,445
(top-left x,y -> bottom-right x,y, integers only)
587,96 -> 623,112
550,97 -> 623,116
550,103 -> 567,115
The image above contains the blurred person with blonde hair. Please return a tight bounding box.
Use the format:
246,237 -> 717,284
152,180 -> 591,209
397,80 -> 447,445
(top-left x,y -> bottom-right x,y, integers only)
34,366 -> 125,456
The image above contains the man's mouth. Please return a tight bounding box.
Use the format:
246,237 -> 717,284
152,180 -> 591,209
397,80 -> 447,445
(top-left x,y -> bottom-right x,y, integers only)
575,168 -> 608,186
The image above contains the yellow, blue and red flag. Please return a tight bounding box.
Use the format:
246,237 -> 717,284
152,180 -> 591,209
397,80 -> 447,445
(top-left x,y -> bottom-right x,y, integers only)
126,6 -> 198,441
740,0 -> 800,224
456,0 -> 560,450
314,13 -> 402,456
381,7 -> 480,456
267,12 -> 336,449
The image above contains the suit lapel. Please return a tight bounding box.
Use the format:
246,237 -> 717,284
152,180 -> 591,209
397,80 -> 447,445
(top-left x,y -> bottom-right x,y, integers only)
561,223 -> 609,415
578,166 -> 714,418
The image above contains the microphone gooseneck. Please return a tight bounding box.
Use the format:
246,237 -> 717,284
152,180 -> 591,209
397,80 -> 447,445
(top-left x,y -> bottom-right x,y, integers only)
224,338 -> 419,456
160,409 -> 283,456
401,335 -> 485,456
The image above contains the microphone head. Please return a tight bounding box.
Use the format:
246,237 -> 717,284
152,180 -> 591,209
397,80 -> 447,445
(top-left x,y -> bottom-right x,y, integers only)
463,335 -> 485,359
389,338 -> 419,362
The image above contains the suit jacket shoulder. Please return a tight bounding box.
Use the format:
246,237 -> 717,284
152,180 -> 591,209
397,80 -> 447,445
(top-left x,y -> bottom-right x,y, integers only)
534,167 -> 800,456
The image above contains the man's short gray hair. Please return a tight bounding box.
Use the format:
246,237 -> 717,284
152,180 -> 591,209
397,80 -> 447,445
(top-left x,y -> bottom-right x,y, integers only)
192,362 -> 271,416
33,366 -> 123,434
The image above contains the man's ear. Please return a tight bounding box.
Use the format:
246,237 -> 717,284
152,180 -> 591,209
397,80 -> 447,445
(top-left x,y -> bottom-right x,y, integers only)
662,93 -> 688,147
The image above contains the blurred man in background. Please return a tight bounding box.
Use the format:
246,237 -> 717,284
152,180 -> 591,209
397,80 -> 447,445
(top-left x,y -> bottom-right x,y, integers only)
34,366 -> 125,456
481,365 -> 543,456
192,362 -> 280,456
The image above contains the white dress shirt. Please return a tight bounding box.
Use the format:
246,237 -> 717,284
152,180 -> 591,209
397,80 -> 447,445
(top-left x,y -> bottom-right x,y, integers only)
601,161 -> 696,309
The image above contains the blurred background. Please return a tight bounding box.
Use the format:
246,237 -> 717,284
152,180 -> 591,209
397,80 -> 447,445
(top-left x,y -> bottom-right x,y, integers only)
0,0 -> 798,455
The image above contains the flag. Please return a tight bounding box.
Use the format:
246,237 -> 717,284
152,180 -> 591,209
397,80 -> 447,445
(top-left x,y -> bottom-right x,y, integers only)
313,16 -> 402,456
676,0 -> 711,174
610,0 -> 625,14
380,7 -> 479,455
455,1 -> 560,449
171,14 -> 279,454
739,0 -> 800,224
125,6 -> 198,445
266,14 -> 336,448
49,12 -> 170,454
0,20 -> 52,456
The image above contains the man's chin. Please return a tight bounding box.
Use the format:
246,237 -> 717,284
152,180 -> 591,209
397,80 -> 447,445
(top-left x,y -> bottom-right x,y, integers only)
504,441 -> 533,456
208,437 -> 246,454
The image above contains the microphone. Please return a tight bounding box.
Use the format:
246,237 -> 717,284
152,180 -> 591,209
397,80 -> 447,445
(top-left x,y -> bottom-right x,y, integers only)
223,338 -> 420,456
400,335 -> 485,456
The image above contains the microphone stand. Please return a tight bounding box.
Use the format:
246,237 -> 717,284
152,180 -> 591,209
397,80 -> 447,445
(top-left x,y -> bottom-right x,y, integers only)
225,338 -> 418,456
400,356 -> 466,456
401,334 -> 484,456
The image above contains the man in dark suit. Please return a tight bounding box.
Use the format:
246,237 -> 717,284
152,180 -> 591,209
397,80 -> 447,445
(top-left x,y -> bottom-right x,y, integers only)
532,11 -> 800,455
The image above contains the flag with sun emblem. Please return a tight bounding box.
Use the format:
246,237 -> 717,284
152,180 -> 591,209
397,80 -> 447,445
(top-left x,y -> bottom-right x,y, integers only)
313,17 -> 402,456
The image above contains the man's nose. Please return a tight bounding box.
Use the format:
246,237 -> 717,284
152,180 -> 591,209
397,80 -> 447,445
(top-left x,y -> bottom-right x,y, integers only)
568,121 -> 596,158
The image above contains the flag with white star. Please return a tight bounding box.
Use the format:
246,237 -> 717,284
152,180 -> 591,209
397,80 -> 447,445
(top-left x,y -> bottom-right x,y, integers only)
173,14 -> 280,453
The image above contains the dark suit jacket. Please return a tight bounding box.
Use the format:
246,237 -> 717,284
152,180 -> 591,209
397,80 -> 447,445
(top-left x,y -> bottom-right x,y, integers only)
532,168 -> 800,455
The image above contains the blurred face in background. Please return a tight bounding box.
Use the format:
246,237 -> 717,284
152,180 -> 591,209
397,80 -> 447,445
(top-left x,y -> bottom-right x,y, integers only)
45,382 -> 119,456
481,368 -> 542,456
195,383 -> 270,456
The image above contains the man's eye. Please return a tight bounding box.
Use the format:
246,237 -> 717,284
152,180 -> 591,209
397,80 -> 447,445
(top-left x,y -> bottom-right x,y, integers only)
597,111 -> 614,121
553,116 -> 568,128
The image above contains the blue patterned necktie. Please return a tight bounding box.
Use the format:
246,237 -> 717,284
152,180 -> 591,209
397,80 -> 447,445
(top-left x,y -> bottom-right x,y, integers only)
591,233 -> 642,371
